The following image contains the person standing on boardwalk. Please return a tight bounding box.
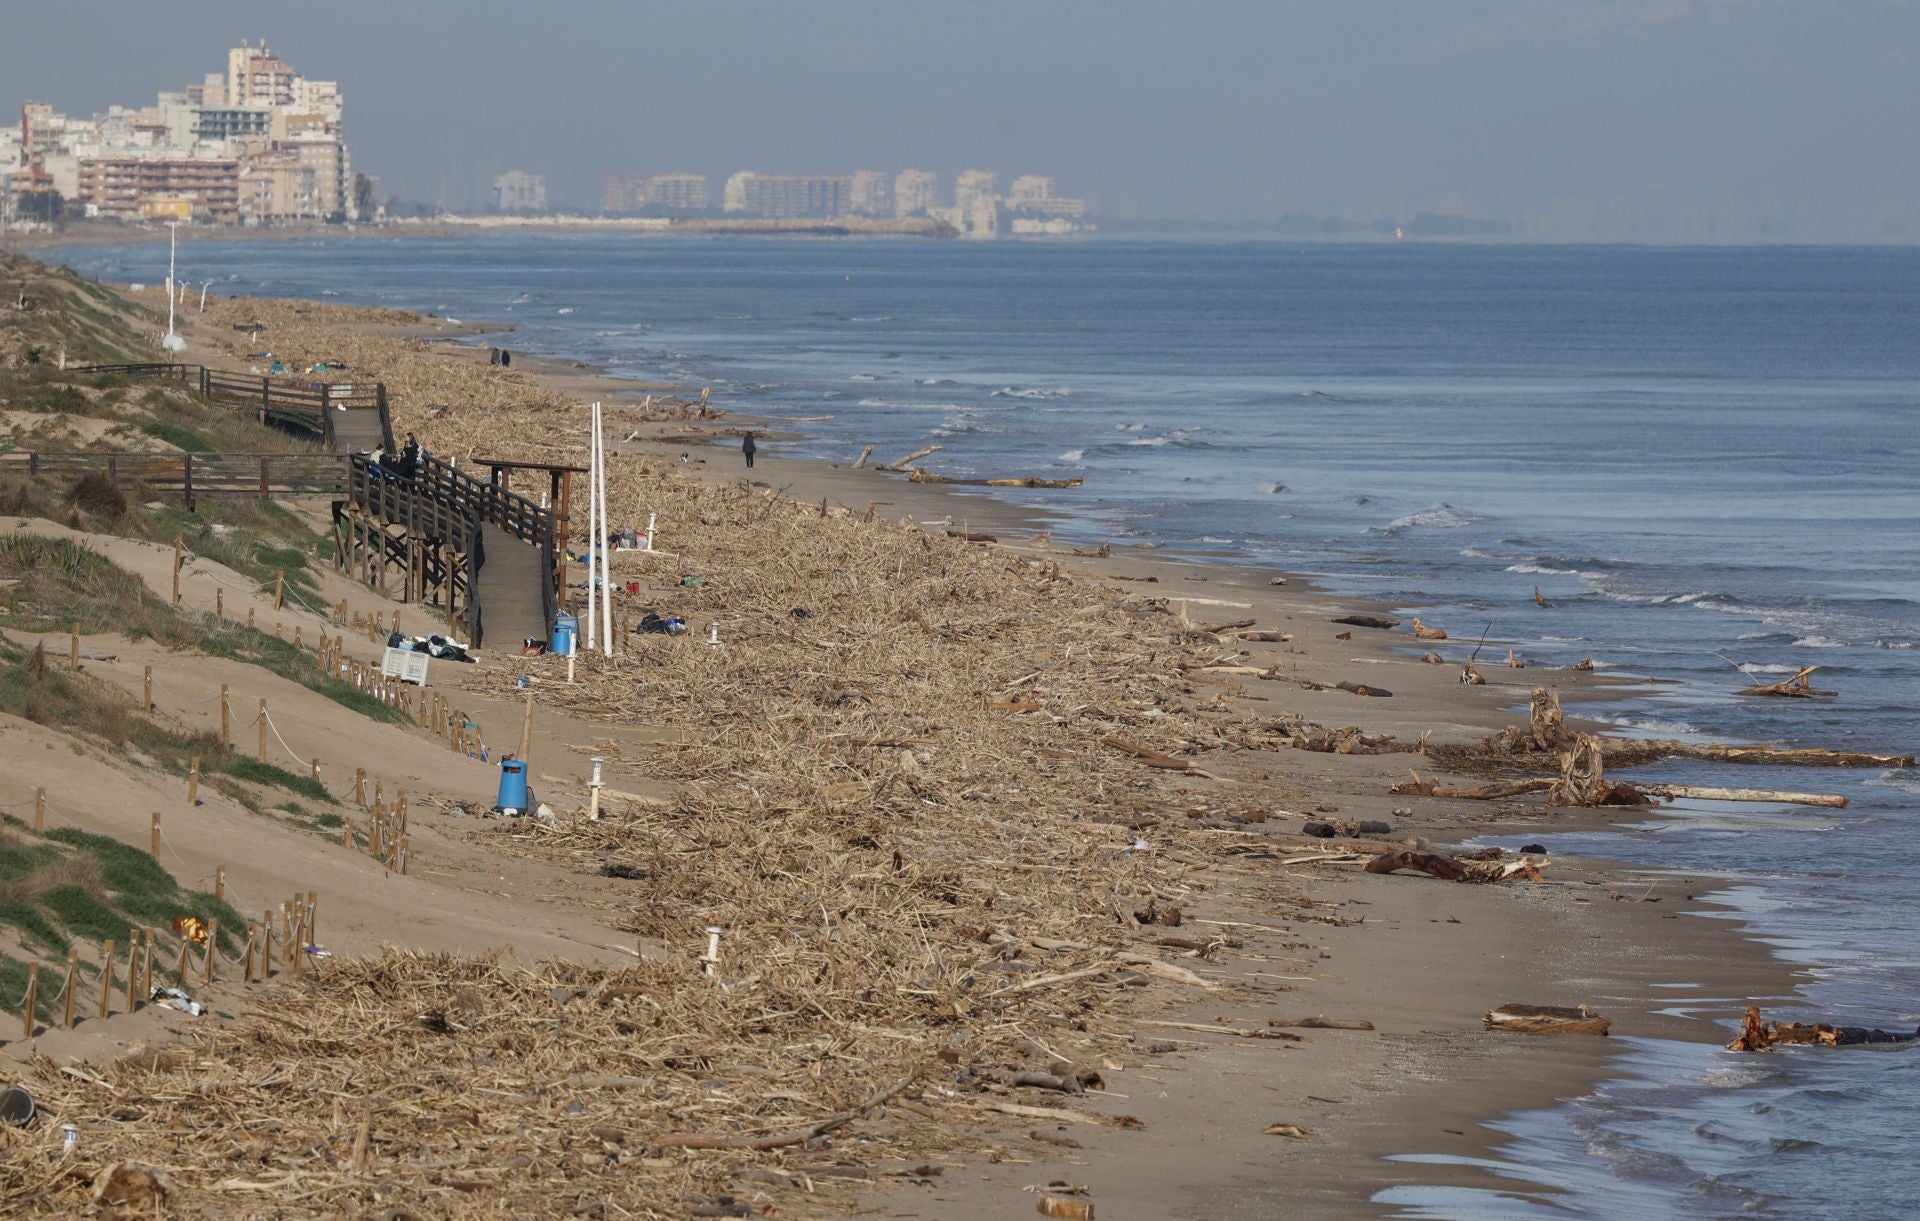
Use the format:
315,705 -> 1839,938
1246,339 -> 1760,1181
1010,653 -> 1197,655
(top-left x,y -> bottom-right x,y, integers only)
742,430 -> 757,469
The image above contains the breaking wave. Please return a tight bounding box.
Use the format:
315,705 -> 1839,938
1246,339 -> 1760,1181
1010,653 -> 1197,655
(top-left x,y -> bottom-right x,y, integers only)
1378,503 -> 1481,533
1057,449 -> 1086,462
992,386 -> 1074,400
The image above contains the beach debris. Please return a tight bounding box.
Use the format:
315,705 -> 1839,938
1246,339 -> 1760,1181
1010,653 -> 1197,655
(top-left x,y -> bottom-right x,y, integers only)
1506,649 -> 1527,668
1411,617 -> 1448,640
1302,818 -> 1394,839
1269,1016 -> 1375,1031
1102,735 -> 1219,778
945,529 -> 999,543
1291,725 -> 1421,754
1484,1003 -> 1611,1036
1389,770 -> 1552,801
1422,651 -> 1445,663
1572,657 -> 1595,671
1726,1005 -> 1920,1052
1030,1130 -> 1084,1149
1037,1194 -> 1096,1220
1520,843 -> 1547,854
1269,576 -> 1288,585
1547,735 -> 1651,807
1459,662 -> 1485,684
1640,784 -> 1847,808
1534,585 -> 1548,607
910,470 -> 1084,489
651,1076 -> 917,1151
876,444 -> 941,471
0,1087 -> 32,1128
1334,630 -> 1353,641
1333,614 -> 1399,630
1236,630 -> 1293,642
91,1163 -> 171,1211
1366,850 -> 1544,883
1735,665 -> 1836,698
1263,1123 -> 1312,1139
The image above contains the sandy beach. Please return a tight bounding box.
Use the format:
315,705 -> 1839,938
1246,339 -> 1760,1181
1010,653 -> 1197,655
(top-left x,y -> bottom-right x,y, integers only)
0,270 -> 1798,1218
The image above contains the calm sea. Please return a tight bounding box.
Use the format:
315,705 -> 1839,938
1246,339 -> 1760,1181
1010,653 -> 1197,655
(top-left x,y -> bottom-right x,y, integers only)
45,236 -> 1920,1218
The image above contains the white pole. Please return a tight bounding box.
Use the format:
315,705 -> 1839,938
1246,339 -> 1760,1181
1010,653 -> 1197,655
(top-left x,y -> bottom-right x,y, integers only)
583,403 -> 598,648
597,403 -> 613,655
164,224 -> 177,341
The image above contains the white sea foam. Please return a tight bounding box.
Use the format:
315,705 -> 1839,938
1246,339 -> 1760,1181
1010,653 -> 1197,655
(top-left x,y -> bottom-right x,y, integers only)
1257,483 -> 1287,494
919,377 -> 958,386
1739,664 -> 1801,674
1380,503 -> 1480,533
1607,716 -> 1700,736
556,307 -> 575,315
1057,449 -> 1086,462
849,373 -> 879,381
1792,635 -> 1848,648
1116,422 -> 1148,431
992,386 -> 1073,400
1126,436 -> 1172,447
1506,562 -> 1581,576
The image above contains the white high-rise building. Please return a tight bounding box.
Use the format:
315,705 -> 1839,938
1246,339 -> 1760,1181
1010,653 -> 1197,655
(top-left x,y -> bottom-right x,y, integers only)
893,169 -> 936,217
493,170 -> 546,214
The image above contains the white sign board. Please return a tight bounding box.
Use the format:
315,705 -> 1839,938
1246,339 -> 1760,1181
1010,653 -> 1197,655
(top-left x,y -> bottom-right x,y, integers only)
381,647 -> 431,686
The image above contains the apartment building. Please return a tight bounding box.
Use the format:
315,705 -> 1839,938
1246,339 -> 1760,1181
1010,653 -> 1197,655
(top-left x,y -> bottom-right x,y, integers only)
603,171 -> 708,213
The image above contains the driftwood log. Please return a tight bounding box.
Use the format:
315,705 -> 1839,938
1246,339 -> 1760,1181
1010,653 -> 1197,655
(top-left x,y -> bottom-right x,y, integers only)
1641,784 -> 1847,809
1333,615 -> 1399,630
1547,735 -> 1650,807
649,1076 -> 917,1151
1485,1004 -> 1610,1036
1727,1005 -> 1920,1051
1410,617 -> 1448,640
1735,665 -> 1836,698
1365,850 -> 1543,883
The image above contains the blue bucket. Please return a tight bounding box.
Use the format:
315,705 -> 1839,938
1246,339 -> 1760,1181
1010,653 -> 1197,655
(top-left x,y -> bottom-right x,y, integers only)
496,759 -> 529,815
551,613 -> 579,656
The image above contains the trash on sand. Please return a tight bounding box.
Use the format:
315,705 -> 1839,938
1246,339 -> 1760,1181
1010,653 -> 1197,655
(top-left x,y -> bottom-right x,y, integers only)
680,574 -> 705,588
1263,1123 -> 1311,1139
1483,1003 -> 1610,1036
150,987 -> 204,1017
1726,1004 -> 1920,1052
171,916 -> 209,944
305,945 -> 334,961
0,1086 -> 33,1127
1036,1194 -> 1094,1220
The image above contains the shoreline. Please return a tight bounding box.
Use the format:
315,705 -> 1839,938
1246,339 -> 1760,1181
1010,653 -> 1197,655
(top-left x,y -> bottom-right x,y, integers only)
158,283 -> 1801,1214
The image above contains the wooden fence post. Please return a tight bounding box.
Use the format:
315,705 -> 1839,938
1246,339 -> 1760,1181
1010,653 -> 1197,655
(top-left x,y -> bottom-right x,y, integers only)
144,664 -> 153,711
258,698 -> 268,763
33,788 -> 44,834
203,919 -> 218,985
62,950 -> 77,1028
188,756 -> 200,805
150,812 -> 161,860
21,965 -> 37,1038
274,572 -> 284,611
220,684 -> 230,746
172,535 -> 183,606
354,768 -> 366,807
214,865 -> 225,902
98,939 -> 114,1018
69,623 -> 79,670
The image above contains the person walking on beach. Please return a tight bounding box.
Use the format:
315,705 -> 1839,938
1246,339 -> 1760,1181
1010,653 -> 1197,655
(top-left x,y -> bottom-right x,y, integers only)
742,430 -> 757,469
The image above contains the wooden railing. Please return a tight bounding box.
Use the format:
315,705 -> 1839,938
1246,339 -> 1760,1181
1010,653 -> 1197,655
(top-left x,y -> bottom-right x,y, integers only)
70,362 -> 391,452
347,454 -> 551,546
0,450 -> 348,506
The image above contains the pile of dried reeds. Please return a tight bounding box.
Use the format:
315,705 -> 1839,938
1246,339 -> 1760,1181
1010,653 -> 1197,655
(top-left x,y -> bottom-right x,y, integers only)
0,296 -> 1326,1214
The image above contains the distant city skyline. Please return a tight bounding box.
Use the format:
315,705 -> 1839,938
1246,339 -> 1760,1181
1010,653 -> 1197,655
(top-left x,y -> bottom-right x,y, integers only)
4,2 -> 1919,243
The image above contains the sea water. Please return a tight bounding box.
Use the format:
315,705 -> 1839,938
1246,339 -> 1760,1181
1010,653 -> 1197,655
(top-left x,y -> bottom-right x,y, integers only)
45,236 -> 1920,1218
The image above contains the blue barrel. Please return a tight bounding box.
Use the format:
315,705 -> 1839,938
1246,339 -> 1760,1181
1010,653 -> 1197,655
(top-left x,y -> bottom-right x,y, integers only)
551,612 -> 578,656
495,759 -> 529,815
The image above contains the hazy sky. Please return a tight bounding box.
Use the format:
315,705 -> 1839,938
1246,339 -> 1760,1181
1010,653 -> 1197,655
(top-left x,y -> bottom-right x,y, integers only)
5,1 -> 1917,233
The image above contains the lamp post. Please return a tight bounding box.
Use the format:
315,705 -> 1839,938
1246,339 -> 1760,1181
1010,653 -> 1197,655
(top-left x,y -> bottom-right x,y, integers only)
161,222 -> 186,353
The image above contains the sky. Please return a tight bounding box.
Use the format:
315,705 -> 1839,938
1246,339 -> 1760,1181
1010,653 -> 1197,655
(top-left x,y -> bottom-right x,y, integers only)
4,1 -> 1917,238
